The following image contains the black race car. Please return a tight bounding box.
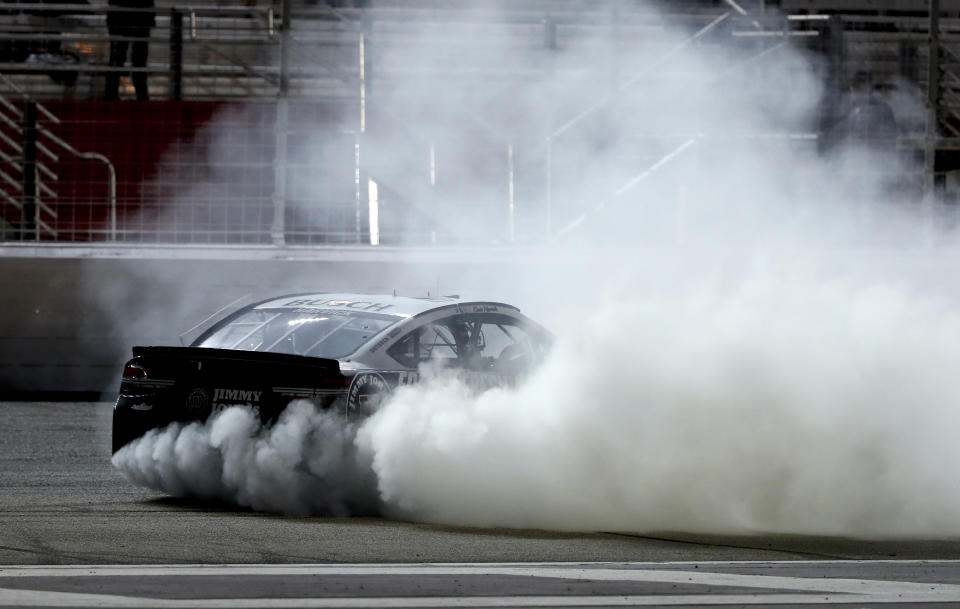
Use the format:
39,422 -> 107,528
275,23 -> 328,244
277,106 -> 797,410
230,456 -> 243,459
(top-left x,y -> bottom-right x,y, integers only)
113,293 -> 551,453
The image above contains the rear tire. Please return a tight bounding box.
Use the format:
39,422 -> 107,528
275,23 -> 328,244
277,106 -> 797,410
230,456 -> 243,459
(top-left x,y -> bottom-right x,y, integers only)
346,372 -> 390,419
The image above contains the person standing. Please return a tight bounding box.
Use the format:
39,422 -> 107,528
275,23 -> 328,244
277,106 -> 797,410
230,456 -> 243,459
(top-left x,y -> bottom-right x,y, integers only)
839,71 -> 898,147
819,70 -> 898,155
105,0 -> 154,100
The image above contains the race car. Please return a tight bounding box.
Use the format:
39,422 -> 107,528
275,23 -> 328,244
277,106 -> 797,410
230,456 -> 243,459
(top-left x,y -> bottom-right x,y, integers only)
112,293 -> 551,453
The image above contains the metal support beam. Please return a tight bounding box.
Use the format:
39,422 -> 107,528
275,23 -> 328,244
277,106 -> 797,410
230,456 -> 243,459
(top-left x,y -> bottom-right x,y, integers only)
361,13 -> 372,119
507,142 -> 515,243
21,101 -> 37,241
271,99 -> 288,246
272,0 -> 292,244
169,9 -> 184,101
354,132 -> 364,244
556,138 -> 697,238
279,0 -> 292,96
357,19 -> 370,244
926,0 -> 941,202
543,14 -> 556,238
544,136 -> 552,238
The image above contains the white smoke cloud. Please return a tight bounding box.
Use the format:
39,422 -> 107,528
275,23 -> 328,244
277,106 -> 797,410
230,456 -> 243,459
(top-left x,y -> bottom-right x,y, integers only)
112,401 -> 379,516
359,267 -> 960,537
111,1 -> 960,538
114,265 -> 960,536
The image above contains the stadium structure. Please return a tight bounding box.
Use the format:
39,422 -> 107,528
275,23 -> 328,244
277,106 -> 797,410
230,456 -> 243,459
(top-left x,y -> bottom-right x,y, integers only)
0,0 -> 956,396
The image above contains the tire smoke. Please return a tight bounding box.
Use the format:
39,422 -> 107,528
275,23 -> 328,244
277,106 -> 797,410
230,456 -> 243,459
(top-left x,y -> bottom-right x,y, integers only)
114,271 -> 960,538
111,400 -> 379,516
358,268 -> 960,538
112,1 -> 960,538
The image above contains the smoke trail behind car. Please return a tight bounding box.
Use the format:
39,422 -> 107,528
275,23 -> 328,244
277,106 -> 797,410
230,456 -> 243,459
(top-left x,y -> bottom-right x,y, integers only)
112,400 -> 379,517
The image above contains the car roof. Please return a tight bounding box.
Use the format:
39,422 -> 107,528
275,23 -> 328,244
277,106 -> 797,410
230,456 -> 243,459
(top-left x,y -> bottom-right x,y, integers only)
252,293 -> 519,318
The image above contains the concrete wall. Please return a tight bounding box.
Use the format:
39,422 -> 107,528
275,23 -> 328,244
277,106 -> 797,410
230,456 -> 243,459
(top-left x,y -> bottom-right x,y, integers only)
0,245 -> 528,397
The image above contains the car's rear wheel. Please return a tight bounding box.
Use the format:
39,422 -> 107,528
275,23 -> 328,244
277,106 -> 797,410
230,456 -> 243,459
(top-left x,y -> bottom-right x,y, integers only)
346,372 -> 391,419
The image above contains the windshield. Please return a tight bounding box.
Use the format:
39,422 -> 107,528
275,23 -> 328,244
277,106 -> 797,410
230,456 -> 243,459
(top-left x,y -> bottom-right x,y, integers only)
195,308 -> 399,359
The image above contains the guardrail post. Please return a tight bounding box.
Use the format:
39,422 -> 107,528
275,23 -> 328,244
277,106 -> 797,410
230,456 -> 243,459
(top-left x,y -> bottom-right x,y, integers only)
21,101 -> 37,241
170,8 -> 184,101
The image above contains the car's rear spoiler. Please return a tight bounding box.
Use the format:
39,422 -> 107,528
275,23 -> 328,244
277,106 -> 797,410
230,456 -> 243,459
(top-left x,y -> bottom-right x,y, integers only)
131,346 -> 342,373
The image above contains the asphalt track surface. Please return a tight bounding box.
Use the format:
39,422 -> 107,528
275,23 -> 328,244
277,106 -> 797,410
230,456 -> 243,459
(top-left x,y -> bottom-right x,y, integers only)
6,402 -> 960,608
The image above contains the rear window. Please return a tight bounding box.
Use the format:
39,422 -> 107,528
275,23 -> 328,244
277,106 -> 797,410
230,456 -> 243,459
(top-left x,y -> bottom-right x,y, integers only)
195,308 -> 399,359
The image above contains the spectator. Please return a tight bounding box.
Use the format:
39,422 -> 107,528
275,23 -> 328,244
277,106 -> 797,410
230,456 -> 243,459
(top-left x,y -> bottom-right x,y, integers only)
819,71 -> 907,203
105,0 -> 154,100
820,70 -> 899,154
842,71 -> 898,145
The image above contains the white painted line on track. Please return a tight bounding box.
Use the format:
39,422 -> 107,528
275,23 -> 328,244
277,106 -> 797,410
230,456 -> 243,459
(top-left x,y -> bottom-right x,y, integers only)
2,563 -> 960,596
2,562 -> 960,607
3,559 -> 960,575
0,589 -> 942,608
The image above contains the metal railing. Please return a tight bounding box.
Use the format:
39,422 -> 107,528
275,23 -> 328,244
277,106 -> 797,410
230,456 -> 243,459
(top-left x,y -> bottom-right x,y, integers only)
0,72 -> 116,241
0,76 -> 60,239
0,2 -> 281,100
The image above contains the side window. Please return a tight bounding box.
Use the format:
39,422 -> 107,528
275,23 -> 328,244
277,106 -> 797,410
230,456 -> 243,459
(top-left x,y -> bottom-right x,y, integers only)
386,331 -> 418,368
387,322 -> 459,368
387,314 -> 544,375
465,317 -> 540,374
419,323 -> 458,362
476,320 -> 534,370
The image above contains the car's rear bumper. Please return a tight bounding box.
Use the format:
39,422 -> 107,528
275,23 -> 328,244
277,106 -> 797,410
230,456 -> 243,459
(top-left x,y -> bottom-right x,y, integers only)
112,396 -> 167,453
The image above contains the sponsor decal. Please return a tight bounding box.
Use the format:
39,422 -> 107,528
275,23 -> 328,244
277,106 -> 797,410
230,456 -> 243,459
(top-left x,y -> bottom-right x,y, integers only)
185,388 -> 209,414
211,387 -> 263,410
130,402 -> 153,411
398,370 -> 420,385
472,305 -> 500,313
288,308 -> 354,317
185,387 -> 265,417
281,298 -> 393,312
210,403 -> 234,416
213,388 -> 262,403
461,371 -> 514,392
346,372 -> 391,414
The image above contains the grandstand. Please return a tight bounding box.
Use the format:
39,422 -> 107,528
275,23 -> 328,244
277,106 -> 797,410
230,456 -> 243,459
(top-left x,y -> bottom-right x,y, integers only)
0,0 -> 951,247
